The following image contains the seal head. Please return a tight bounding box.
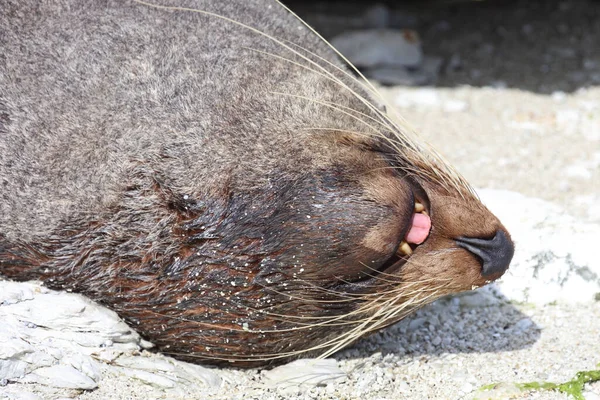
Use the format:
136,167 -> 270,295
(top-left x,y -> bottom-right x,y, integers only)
0,0 -> 514,367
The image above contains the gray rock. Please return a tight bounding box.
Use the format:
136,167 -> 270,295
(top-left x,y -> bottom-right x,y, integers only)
455,289 -> 502,308
367,56 -> 442,86
367,66 -> 429,86
331,29 -> 422,69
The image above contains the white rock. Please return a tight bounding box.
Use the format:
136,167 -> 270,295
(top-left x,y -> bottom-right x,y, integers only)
0,389 -> 42,400
21,365 -> 97,390
394,88 -> 441,108
262,359 -> 346,387
115,356 -> 175,372
0,280 -> 223,393
581,113 -> 600,141
565,164 -> 592,179
331,29 -> 422,69
583,391 -> 600,400
443,99 -> 469,113
116,367 -> 176,389
551,91 -> 567,102
0,282 -> 36,305
62,353 -> 101,382
175,361 -> 222,388
114,354 -> 221,388
575,194 -> 600,221
478,189 -> 600,304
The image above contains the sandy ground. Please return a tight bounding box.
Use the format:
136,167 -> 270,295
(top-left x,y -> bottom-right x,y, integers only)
2,0 -> 599,399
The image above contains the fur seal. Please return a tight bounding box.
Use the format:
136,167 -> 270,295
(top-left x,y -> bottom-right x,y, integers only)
0,0 -> 514,367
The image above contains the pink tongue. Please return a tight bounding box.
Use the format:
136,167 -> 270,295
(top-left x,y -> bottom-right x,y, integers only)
405,213 -> 431,245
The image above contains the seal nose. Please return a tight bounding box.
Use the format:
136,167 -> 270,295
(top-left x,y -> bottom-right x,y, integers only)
456,230 -> 514,278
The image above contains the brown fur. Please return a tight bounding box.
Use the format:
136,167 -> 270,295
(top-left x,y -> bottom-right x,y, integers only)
0,0 -> 513,367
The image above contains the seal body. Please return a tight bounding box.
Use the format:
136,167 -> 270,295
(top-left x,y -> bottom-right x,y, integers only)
0,0 -> 514,367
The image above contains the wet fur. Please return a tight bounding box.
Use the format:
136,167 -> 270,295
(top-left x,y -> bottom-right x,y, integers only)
0,0 -> 511,366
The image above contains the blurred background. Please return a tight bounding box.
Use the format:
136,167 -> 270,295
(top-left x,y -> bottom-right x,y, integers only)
284,0 -> 600,223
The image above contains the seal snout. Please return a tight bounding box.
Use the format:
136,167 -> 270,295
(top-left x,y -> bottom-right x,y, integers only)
455,230 -> 514,278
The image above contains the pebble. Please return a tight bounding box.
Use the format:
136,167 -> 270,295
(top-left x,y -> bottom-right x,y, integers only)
456,290 -> 501,308
513,318 -> 534,332
407,317 -> 428,332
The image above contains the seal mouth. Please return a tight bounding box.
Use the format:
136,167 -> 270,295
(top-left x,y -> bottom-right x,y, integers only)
370,192 -> 432,278
399,199 -> 431,256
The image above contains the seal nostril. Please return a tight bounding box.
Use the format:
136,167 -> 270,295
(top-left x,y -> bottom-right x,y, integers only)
455,230 -> 514,278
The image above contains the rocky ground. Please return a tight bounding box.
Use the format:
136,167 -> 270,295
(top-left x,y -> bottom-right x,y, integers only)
2,0 -> 599,399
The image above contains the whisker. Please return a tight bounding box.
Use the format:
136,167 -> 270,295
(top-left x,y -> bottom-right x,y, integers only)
271,5 -> 477,196
133,0 -> 475,198
116,0 -> 481,366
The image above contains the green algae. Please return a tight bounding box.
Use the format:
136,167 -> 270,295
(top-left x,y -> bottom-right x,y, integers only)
477,383 -> 498,391
477,366 -> 600,400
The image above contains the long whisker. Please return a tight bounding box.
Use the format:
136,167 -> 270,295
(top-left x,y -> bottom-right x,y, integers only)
116,0 -> 483,366
131,1 -> 425,179
318,286 -> 447,358
272,2 -> 477,195
241,46 -> 395,131
133,0 -> 475,199
269,92 -> 390,136
152,276 -> 453,364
